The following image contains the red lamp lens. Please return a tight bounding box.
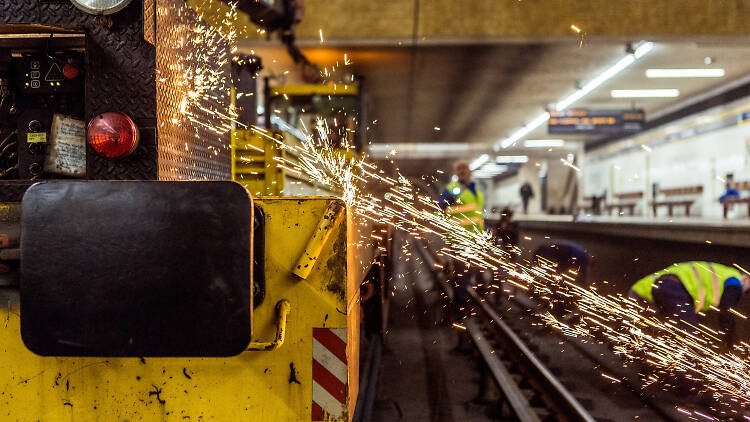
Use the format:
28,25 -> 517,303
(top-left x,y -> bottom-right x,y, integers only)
87,112 -> 139,158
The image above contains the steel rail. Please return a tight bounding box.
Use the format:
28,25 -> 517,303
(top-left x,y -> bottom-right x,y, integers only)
467,288 -> 597,422
464,317 -> 541,422
414,238 -> 594,422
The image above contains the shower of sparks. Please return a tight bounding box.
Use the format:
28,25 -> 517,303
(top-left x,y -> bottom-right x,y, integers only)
162,0 -> 246,142
249,118 -> 750,418
179,4 -> 750,418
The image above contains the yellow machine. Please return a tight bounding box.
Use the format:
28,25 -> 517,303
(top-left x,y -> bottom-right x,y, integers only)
0,1 -> 375,419
0,197 -> 359,421
232,83 -> 361,198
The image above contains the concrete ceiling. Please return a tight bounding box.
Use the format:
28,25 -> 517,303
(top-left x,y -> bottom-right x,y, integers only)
240,38 -> 750,180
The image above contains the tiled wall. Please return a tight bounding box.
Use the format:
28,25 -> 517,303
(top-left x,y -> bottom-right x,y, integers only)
583,104 -> 750,218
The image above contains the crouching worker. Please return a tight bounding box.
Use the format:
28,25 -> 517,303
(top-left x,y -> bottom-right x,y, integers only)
532,241 -> 591,323
629,262 -> 750,348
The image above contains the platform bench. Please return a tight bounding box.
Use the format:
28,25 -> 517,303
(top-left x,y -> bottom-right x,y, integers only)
652,185 -> 702,217
722,197 -> 750,219
606,191 -> 643,216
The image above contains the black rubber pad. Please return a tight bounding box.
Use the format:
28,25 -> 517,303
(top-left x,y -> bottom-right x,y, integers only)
20,181 -> 252,357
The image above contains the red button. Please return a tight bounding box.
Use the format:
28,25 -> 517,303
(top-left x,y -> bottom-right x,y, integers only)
62,64 -> 79,79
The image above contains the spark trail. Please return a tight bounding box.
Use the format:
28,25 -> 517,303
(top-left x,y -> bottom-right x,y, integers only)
177,2 -> 750,418
252,121 -> 750,419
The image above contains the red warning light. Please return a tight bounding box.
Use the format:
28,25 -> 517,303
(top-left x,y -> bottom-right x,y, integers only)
62,63 -> 79,79
87,112 -> 139,158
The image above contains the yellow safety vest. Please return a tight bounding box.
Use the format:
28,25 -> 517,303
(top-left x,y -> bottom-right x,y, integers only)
630,261 -> 741,312
445,181 -> 485,231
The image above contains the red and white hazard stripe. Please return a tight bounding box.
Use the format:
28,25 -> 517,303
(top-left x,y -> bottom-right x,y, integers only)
312,328 -> 347,421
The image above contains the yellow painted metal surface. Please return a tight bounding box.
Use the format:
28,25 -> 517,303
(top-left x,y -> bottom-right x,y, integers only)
269,84 -> 359,97
233,130 -> 286,197
0,197 -> 358,421
293,202 -> 345,280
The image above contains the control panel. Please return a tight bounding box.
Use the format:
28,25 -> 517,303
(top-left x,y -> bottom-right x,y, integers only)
0,49 -> 85,180
13,54 -> 83,95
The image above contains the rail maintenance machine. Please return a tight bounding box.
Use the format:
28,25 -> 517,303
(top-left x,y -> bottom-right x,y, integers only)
0,0 -> 377,420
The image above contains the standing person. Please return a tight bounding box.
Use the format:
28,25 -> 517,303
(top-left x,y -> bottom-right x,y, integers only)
630,262 -> 750,348
438,161 -> 485,351
520,182 -> 534,214
439,161 -> 485,232
493,207 -> 519,252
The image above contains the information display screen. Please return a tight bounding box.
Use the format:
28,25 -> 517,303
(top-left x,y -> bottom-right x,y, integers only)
549,109 -> 645,134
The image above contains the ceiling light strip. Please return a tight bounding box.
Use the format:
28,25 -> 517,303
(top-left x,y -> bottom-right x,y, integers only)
646,68 -> 725,78
495,41 -> 654,150
524,139 -> 565,148
469,154 -> 490,171
610,89 -> 679,98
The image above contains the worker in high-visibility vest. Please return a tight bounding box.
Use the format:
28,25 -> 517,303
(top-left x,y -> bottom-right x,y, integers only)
629,262 -> 750,347
438,162 -> 485,232
439,162 -> 486,352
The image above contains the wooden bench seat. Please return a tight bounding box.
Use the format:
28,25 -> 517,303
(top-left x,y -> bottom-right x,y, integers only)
606,191 -> 643,216
722,197 -> 750,218
651,200 -> 694,217
652,185 -> 702,217
728,181 -> 750,190
605,203 -> 637,215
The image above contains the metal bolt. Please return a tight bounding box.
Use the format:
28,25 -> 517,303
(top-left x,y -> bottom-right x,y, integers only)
28,162 -> 42,175
28,120 -> 43,133
28,143 -> 44,155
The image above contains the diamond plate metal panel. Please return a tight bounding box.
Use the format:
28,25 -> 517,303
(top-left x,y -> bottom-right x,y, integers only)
0,0 -> 159,181
0,0 -> 231,192
155,0 -> 232,180
0,182 -> 34,202
143,0 -> 156,45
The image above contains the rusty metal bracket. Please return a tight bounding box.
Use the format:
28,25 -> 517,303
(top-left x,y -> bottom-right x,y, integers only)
247,299 -> 291,351
292,201 -> 344,279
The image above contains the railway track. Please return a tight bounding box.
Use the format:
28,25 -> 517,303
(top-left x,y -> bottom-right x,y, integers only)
413,239 -> 696,421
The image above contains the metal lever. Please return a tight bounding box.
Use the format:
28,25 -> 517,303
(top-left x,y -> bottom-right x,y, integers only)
292,201 -> 344,279
247,299 -> 291,351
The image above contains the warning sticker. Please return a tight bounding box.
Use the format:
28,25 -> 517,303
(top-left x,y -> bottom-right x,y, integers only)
44,114 -> 86,177
45,62 -> 64,82
27,132 -> 46,144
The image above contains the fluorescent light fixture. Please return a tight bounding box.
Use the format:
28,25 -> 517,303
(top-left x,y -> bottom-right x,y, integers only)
610,89 -> 679,98
367,143 -> 489,159
646,68 -> 725,78
368,143 -> 470,154
469,154 -> 489,171
555,42 -> 653,112
496,155 -> 529,163
633,41 -> 654,59
523,139 -> 565,148
473,164 -> 508,179
498,112 -> 551,149
493,41 -> 654,151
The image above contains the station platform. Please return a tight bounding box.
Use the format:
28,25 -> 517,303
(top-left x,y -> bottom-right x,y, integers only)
366,227 -> 750,421
510,214 -> 750,339
513,214 -> 750,247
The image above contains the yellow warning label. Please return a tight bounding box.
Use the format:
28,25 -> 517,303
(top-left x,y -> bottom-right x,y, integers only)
27,132 -> 47,144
